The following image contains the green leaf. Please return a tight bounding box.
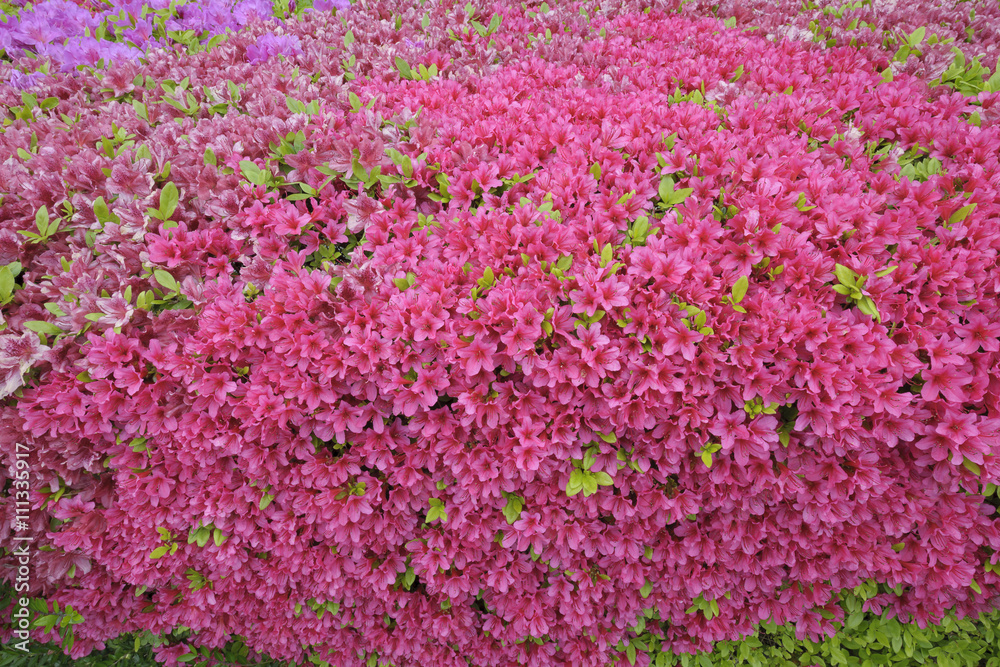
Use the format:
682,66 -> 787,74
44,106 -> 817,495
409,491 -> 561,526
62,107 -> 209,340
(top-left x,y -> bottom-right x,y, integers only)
859,296 -> 881,322
34,615 -> 58,632
352,155 -> 369,183
93,197 -> 120,225
875,265 -> 898,277
480,266 -> 495,288
44,302 -> 66,317
640,580 -> 653,598
963,458 -> 981,476
24,320 -> 62,335
239,160 -> 265,185
153,269 -> 178,293
503,495 -> 524,524
395,56 -> 413,80
191,528 -> 210,547
834,263 -> 856,286
731,275 -> 749,303
149,546 -> 169,559
948,203 -> 976,226
658,176 -> 674,203
668,188 -> 694,205
593,471 -> 614,487
723,16 -> 736,28
856,296 -> 875,314
259,492 -> 275,510
0,267 -> 14,300
600,243 -> 613,267
35,205 -> 50,235
566,469 -> 585,496
908,26 -> 926,47
159,182 -> 179,220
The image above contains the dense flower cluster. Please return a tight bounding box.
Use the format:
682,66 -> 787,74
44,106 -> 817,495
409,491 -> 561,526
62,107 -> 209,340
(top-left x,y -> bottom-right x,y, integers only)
692,0 -> 1000,83
2,0 -> 1000,666
0,0 -> 343,75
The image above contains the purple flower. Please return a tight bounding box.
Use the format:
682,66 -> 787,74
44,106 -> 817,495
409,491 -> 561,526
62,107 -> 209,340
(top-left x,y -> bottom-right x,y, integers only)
4,70 -> 46,90
171,0 -> 242,36
54,36 -> 142,72
312,0 -> 351,11
245,32 -> 302,63
232,0 -> 275,24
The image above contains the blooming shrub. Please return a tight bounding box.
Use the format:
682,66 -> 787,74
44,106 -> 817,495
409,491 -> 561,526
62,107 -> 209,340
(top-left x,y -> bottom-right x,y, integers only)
2,0 -> 1000,666
0,0 -> 340,75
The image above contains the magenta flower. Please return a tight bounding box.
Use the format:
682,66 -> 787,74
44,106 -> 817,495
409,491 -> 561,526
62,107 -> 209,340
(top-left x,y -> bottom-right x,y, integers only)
4,0 -> 1000,664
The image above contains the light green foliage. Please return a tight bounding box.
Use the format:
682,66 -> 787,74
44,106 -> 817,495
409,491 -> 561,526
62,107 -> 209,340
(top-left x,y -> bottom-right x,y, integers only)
566,445 -> 615,497
891,26 -> 926,63
426,497 -> 448,524
832,264 -> 884,323
17,205 -> 61,244
6,585 -> 1000,666
672,298 -> 713,336
624,216 -> 657,246
0,261 -> 21,306
658,176 -> 694,207
932,50 -> 1000,96
696,441 -> 722,468
743,397 -> 779,417
723,275 -> 749,313
146,182 -> 179,222
502,492 -> 525,524
643,585 -> 1000,667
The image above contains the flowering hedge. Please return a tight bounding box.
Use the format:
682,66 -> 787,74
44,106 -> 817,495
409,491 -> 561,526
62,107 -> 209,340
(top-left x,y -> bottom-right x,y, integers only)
2,0 -> 1000,666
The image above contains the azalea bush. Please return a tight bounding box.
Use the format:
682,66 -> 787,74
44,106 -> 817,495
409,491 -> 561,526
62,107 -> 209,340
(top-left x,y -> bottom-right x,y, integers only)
2,0 -> 1000,666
